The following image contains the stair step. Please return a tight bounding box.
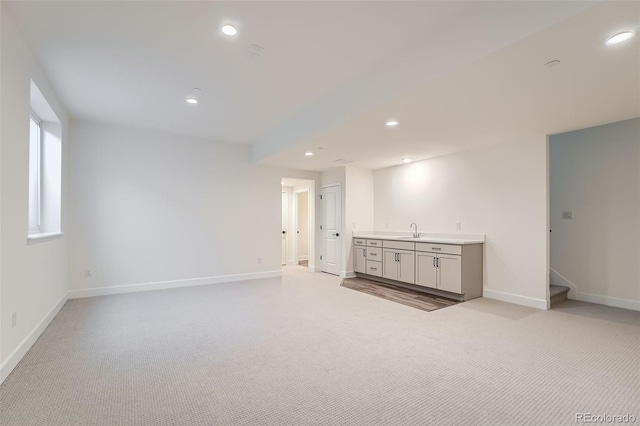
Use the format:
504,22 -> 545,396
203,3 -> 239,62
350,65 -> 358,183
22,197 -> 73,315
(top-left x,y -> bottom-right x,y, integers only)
550,285 -> 570,307
550,285 -> 570,297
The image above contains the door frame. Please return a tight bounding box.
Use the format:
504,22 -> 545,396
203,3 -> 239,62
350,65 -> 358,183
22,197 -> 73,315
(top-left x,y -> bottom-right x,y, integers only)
281,178 -> 316,271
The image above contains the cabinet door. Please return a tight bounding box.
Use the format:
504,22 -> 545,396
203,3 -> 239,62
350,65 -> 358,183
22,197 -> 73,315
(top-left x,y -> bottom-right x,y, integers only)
354,246 -> 367,273
382,249 -> 398,281
438,255 -> 462,293
416,252 -> 438,288
397,250 -> 415,284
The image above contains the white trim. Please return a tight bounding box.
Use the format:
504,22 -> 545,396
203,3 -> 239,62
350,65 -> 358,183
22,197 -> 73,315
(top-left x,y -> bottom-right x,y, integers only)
67,270 -> 282,299
27,232 -> 63,245
297,255 -> 308,261
340,270 -> 356,278
550,268 -> 640,311
483,288 -> 549,310
1,293 -> 68,384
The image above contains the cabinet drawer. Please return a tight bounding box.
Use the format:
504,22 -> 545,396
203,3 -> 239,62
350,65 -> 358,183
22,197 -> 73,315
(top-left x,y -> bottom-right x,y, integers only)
366,239 -> 382,247
366,260 -> 383,277
366,247 -> 382,261
415,242 -> 462,255
383,240 -> 415,251
354,238 -> 366,246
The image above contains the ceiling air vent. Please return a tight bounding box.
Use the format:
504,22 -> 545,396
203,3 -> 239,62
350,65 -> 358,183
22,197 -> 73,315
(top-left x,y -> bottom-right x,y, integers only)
248,44 -> 265,57
333,158 -> 354,164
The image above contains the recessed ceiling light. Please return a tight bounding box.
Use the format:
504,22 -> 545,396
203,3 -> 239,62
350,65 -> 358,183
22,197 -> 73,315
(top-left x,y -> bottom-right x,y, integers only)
222,24 -> 238,36
606,31 -> 633,45
386,120 -> 399,127
402,158 -> 412,163
305,151 -> 314,157
186,88 -> 201,105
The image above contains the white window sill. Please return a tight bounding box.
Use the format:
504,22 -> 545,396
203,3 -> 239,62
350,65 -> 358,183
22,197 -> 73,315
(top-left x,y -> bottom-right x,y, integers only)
27,232 -> 63,245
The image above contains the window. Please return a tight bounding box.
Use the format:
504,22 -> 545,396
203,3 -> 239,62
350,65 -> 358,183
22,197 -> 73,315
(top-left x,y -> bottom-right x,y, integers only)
28,80 -> 62,243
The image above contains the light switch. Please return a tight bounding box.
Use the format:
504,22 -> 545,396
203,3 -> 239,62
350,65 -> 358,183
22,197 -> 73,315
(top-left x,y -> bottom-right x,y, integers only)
562,211 -> 573,219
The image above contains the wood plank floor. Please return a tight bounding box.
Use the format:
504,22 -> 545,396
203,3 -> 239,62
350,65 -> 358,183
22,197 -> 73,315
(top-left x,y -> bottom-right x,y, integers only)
341,277 -> 460,312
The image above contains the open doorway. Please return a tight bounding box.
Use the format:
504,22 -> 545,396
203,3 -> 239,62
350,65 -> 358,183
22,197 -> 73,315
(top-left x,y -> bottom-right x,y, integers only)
281,178 -> 316,271
548,119 -> 640,311
295,190 -> 309,267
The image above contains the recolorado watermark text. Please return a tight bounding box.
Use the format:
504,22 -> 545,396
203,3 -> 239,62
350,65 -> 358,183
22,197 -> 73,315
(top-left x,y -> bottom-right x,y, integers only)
575,413 -> 636,424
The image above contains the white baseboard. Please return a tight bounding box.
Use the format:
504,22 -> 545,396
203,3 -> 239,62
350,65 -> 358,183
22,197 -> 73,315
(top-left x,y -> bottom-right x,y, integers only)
340,270 -> 356,278
550,268 -> 639,311
483,288 -> 548,310
68,270 -> 282,299
0,293 -> 68,384
297,255 -> 308,261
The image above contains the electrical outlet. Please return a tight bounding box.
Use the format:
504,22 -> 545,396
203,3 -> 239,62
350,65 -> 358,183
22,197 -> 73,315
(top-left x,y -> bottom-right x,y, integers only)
11,312 -> 17,328
257,258 -> 262,264
562,211 -> 573,219
84,269 -> 92,278
456,222 -> 462,231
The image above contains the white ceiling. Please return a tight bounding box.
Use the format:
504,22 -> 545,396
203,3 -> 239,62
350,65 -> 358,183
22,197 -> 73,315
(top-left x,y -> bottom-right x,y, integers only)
259,0 -> 640,170
3,0 -> 468,142
6,0 -> 596,152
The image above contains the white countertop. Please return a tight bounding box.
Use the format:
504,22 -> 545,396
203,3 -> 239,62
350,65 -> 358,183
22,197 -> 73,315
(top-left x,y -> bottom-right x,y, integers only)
352,232 -> 485,245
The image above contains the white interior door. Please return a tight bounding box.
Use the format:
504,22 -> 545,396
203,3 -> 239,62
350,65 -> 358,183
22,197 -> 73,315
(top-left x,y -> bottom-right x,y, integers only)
321,185 -> 341,275
282,191 -> 287,266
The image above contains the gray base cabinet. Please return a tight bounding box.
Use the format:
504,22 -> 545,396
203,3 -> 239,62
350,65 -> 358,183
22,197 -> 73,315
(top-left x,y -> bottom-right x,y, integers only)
354,238 -> 483,301
382,248 -> 415,284
414,242 -> 482,300
354,245 -> 367,274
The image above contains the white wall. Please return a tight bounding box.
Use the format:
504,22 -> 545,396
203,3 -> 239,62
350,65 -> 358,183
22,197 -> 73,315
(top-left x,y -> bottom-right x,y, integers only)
68,120 -> 319,293
1,6 -> 69,379
374,137 -> 549,308
549,118 -> 639,310
319,166 -> 374,276
345,166 -> 374,274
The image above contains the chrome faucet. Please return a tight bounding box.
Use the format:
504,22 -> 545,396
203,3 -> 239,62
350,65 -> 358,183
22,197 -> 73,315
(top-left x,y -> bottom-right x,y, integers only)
410,223 -> 419,238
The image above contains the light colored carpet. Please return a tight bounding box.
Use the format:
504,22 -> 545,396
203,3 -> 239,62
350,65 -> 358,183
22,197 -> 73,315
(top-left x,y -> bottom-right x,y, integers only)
1,266 -> 639,425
